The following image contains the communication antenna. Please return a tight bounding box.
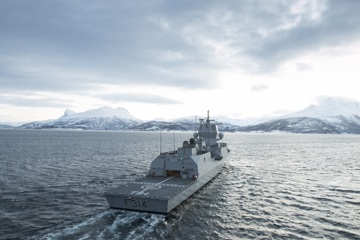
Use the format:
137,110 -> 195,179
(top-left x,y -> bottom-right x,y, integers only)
194,115 -> 197,131
173,131 -> 175,152
159,124 -> 162,154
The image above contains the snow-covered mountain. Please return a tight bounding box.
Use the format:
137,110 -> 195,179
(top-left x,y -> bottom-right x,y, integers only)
60,106 -> 139,121
0,122 -> 26,128
20,107 -> 140,130
0,124 -> 14,129
14,97 -> 360,133
243,97 -> 360,134
281,97 -> 360,122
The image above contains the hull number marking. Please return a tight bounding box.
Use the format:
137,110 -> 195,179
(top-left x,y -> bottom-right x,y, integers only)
124,199 -> 148,208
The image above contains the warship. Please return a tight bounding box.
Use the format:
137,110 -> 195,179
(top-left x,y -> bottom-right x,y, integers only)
105,111 -> 230,214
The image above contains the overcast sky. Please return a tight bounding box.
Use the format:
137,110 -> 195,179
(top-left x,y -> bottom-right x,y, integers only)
1,0 -> 360,122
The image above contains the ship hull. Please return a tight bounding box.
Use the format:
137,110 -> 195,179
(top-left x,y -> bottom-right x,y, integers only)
105,159 -> 225,214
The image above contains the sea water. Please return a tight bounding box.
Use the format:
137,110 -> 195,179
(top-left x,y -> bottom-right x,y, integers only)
0,130 -> 359,239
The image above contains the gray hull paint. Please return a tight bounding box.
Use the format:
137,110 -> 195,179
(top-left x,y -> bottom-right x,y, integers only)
105,158 -> 225,214
105,112 -> 230,214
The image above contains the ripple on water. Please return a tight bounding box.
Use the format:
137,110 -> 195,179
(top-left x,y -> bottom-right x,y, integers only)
1,131 -> 360,239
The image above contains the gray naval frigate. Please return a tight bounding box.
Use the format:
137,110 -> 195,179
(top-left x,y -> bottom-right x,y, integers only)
105,111 -> 230,214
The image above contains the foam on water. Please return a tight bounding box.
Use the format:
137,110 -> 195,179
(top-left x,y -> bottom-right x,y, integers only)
38,211 -> 109,240
36,210 -> 166,240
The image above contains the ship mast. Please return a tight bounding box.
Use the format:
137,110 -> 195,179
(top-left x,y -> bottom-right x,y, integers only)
194,115 -> 197,131
159,124 -> 162,154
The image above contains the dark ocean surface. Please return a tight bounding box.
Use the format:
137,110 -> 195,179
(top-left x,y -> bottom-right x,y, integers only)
0,130 -> 359,239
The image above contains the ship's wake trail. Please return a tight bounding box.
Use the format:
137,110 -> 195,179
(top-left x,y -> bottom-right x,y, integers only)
37,210 -> 166,240
99,210 -> 166,240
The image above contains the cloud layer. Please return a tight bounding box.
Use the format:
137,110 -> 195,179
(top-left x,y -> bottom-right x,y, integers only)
1,0 -> 360,118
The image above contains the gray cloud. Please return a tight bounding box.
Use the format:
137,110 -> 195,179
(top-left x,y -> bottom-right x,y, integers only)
296,63 -> 313,72
0,94 -> 72,108
1,0 -> 360,95
97,93 -> 182,105
251,83 -> 268,92
0,0 -> 218,94
243,0 -> 360,72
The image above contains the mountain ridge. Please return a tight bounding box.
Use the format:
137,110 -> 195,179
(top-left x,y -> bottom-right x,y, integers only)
19,107 -> 140,130
244,97 -> 360,134
280,97 -> 360,122
4,97 -> 360,134
60,106 -> 140,121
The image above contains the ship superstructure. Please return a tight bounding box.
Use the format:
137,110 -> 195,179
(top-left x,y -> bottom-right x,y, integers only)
105,111 -> 230,214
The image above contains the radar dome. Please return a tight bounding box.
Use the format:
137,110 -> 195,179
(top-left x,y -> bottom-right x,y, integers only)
219,132 -> 224,139
193,132 -> 199,138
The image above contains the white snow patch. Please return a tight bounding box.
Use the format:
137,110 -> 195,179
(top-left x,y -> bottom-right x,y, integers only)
60,106 -> 139,121
277,96 -> 360,123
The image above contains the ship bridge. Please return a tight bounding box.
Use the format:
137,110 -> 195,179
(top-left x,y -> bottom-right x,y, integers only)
149,111 -> 227,179
197,110 -> 224,147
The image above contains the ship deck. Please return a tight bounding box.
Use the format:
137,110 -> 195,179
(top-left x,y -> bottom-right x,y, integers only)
106,176 -> 195,200
105,163 -> 224,213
